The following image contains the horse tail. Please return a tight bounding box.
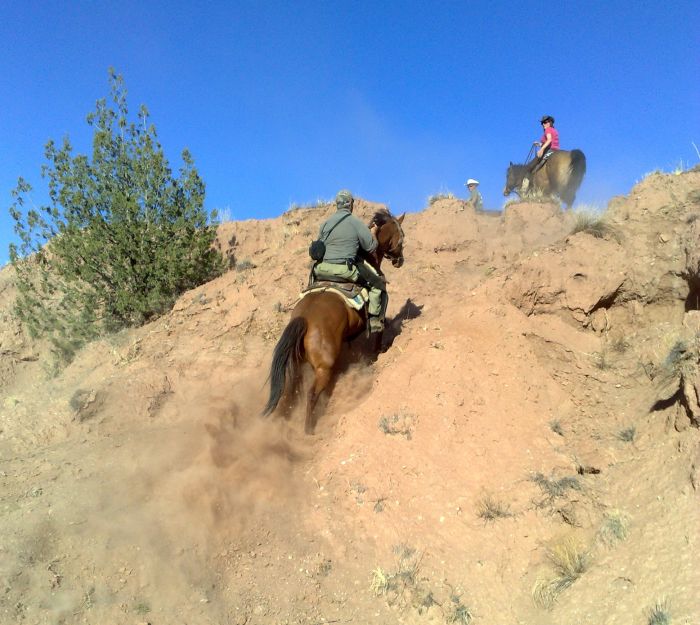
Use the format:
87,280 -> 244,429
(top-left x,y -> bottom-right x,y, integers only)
562,150 -> 586,206
263,316 -> 307,416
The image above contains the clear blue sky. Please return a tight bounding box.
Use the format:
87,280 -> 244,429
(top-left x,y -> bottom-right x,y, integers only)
2,1 -> 699,265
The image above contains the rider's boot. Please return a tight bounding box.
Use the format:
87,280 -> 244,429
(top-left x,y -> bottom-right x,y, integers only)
368,315 -> 384,334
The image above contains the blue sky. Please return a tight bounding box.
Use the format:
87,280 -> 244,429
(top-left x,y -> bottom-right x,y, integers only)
2,1 -> 699,265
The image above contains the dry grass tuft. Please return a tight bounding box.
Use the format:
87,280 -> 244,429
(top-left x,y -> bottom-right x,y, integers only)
597,510 -> 630,547
647,600 -> 671,625
428,192 -> 456,205
549,419 -> 564,436
570,212 -> 621,241
531,473 -> 581,506
532,536 -> 589,609
476,494 -> 513,522
446,595 -> 473,624
617,426 -> 636,442
370,544 -> 421,601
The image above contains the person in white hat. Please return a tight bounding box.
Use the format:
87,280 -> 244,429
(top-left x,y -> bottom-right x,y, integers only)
464,178 -> 483,211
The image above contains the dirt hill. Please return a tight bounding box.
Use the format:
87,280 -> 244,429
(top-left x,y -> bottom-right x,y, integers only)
1,171 -> 699,625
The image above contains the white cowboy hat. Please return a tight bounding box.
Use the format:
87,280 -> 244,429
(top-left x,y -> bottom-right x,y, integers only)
465,179 -> 479,186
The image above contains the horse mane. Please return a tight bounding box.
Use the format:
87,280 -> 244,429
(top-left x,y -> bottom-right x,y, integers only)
371,208 -> 396,227
508,163 -> 529,174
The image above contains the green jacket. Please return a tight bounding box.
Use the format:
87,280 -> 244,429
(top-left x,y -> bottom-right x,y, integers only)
318,208 -> 377,263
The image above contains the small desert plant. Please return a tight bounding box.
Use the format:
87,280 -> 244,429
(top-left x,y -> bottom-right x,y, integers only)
235,258 -> 255,271
287,198 -> 331,212
549,419 -> 564,436
531,473 -> 581,503
661,339 -> 699,383
370,544 -> 423,607
593,349 -> 614,370
370,566 -> 391,596
446,594 -> 473,624
617,426 -> 636,442
597,510 -> 630,547
610,335 -> 631,354
134,601 -> 151,615
504,188 -> 558,208
350,481 -> 367,504
476,494 -> 513,522
378,413 -> 415,439
647,601 -> 671,625
570,212 -> 620,241
428,192 -> 455,205
532,536 -> 589,609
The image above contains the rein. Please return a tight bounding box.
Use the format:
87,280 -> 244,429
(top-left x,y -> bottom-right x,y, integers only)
524,144 -> 536,164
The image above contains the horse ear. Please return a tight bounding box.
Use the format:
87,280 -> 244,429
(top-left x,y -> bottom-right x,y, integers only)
397,213 -> 405,225
509,161 -> 513,166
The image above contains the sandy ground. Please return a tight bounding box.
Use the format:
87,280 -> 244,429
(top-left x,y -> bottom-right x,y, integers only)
1,170 -> 700,625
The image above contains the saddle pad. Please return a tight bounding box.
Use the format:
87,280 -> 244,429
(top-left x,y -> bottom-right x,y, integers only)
298,284 -> 368,311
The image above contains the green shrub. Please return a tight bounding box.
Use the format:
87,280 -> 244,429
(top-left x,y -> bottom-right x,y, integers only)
8,69 -> 224,363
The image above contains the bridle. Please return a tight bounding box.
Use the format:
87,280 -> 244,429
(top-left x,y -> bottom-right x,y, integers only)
370,215 -> 404,265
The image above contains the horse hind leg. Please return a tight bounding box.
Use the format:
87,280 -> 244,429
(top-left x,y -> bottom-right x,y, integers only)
305,365 -> 333,435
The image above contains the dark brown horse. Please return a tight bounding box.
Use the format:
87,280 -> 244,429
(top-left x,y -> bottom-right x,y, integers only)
263,209 -> 405,434
503,149 -> 586,208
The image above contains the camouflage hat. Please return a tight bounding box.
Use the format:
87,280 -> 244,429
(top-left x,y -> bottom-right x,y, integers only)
335,189 -> 354,208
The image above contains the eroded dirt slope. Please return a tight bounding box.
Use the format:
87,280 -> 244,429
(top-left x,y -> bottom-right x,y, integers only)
1,173 -> 699,625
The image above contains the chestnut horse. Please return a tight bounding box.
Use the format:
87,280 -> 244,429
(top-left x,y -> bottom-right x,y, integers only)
263,209 -> 405,434
503,149 -> 586,208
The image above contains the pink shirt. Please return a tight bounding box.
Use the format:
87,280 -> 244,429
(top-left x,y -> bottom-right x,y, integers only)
540,126 -> 560,150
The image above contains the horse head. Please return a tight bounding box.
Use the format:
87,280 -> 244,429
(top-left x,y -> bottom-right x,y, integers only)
369,209 -> 405,268
503,161 -> 527,197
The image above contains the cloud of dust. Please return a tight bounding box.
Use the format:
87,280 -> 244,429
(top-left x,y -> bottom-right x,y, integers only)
41,373 -> 315,619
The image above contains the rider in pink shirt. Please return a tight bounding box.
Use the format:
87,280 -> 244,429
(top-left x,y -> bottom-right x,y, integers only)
537,115 -> 559,155
527,115 -> 559,178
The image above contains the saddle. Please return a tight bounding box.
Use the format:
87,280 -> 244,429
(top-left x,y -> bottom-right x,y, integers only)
299,279 -> 369,311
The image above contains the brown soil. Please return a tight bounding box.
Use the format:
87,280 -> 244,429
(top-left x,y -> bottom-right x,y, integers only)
1,171 -> 699,625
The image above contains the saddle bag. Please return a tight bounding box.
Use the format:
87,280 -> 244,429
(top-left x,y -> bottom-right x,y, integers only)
309,240 -> 326,261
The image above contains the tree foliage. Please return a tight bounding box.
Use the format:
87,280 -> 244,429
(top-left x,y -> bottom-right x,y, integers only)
9,69 -> 224,362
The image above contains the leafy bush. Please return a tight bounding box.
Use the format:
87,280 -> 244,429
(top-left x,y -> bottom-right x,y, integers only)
8,70 -> 224,363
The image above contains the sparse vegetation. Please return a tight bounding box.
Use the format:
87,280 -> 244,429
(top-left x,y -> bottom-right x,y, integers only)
235,258 -> 256,271
286,198 -> 331,212
647,601 -> 671,625
446,594 -> 473,624
373,497 -> 387,513
428,192 -> 455,205
597,510 -> 630,547
378,412 -> 415,439
617,426 -> 636,442
531,473 -> 581,504
610,335 -> 631,353
476,494 -> 513,522
549,419 -> 564,436
370,544 -> 421,604
371,546 -> 473,621
593,349 -> 614,370
532,536 -> 589,609
570,212 -> 621,241
134,601 -> 151,615
661,339 -> 699,383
